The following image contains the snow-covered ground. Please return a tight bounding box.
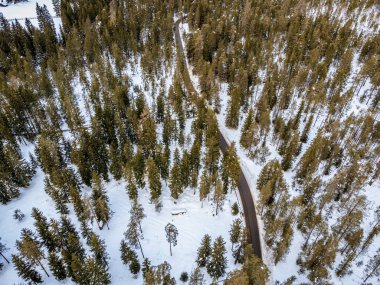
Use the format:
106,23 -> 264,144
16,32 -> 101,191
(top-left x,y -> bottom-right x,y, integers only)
0,0 -> 61,28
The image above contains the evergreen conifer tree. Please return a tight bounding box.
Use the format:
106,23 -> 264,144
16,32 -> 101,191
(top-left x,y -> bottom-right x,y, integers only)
12,254 -> 43,284
165,223 -> 178,256
48,251 -> 67,281
120,240 -> 141,275
207,236 -> 227,280
169,149 -> 183,199
189,266 -> 205,285
196,234 -> 212,267
16,228 -> 49,277
147,158 -> 162,204
91,172 -> 111,230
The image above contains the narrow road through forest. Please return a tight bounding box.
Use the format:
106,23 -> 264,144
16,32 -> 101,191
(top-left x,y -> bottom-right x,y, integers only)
174,19 -> 262,259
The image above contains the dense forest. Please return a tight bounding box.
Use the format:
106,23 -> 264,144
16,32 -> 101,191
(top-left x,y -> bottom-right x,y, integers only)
0,0 -> 379,284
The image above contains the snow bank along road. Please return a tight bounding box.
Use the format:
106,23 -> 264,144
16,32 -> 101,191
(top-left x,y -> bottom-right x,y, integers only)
174,19 -> 263,259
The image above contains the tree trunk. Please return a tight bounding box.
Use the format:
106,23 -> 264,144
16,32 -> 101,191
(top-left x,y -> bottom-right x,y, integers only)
137,238 -> 145,258
0,252 -> 10,264
89,203 -> 101,230
303,226 -> 314,249
138,222 -> 143,234
38,259 -> 50,277
363,262 -> 380,283
169,241 -> 172,256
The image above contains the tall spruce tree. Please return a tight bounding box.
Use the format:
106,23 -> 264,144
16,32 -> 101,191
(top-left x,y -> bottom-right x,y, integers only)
91,172 -> 111,230
12,254 -> 43,284
196,234 -> 212,267
207,236 -> 227,280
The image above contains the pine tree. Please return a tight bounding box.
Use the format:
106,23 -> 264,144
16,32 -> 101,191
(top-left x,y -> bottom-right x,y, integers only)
16,228 -> 49,277
240,109 -> 259,151
82,256 -> 111,285
60,218 -> 85,280
70,253 -> 86,284
363,249 -> 380,283
169,149 -> 183,199
226,86 -> 241,129
44,177 -> 69,215
189,267 -> 205,285
12,254 -> 43,284
0,142 -> 34,204
273,218 -> 294,264
181,149 -> 191,187
88,233 -> 109,268
125,217 -> 144,258
165,223 -> 178,256
257,159 -> 288,215
31,208 -> 56,252
48,251 -> 67,281
233,228 -> 248,265
240,109 -> 254,149
130,254 -> 141,276
300,115 -> 314,143
281,132 -> 300,171
52,0 -> 60,16
132,147 -> 146,189
224,269 -> 249,285
124,165 -> 138,201
229,219 -> 242,250
243,246 -> 269,285
130,202 -> 145,234
120,240 -> 141,275
196,234 -> 212,267
91,172 -> 111,230
226,143 -> 240,191
221,150 -> 230,194
207,236 -> 227,280
231,202 -> 239,216
156,91 -> 165,124
205,110 -> 220,179
296,132 -> 324,181
213,179 -> 225,215
142,258 -> 152,279
199,171 -> 211,201
189,138 -> 201,189
138,107 -> 157,157
147,158 -> 162,204
298,236 -> 338,282
109,142 -> 122,180
162,108 -> 174,147
144,261 -> 175,285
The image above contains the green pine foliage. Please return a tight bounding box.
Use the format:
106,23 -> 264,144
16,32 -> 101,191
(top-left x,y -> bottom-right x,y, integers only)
207,236 -> 227,280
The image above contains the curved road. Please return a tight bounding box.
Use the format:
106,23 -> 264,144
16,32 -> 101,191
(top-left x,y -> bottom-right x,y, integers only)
174,19 -> 262,259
